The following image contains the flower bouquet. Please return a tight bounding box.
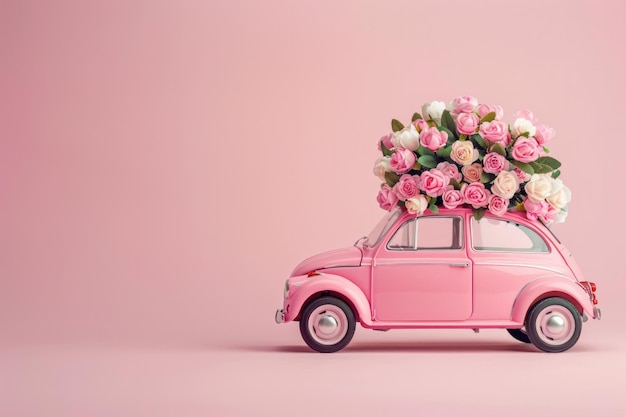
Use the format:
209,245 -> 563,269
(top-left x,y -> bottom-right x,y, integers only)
373,96 -> 571,224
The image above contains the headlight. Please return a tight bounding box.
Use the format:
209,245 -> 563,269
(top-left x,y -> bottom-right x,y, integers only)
284,279 -> 290,299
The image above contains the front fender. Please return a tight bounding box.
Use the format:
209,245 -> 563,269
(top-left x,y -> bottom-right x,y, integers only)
511,276 -> 594,323
284,274 -> 373,325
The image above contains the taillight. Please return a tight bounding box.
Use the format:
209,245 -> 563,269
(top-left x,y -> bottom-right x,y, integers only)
307,271 -> 320,277
592,293 -> 598,305
590,282 -> 597,292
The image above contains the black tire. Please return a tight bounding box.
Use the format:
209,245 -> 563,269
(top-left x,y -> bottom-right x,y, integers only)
299,296 -> 356,353
525,297 -> 582,353
507,328 -> 531,344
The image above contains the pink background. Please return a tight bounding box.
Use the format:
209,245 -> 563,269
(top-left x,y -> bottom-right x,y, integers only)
1,0 -> 625,416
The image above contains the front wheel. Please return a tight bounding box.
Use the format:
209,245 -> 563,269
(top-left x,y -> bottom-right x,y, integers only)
525,297 -> 582,353
299,296 -> 356,353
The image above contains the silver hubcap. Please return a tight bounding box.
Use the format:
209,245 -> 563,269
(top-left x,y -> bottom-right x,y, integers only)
535,305 -> 575,345
308,304 -> 348,345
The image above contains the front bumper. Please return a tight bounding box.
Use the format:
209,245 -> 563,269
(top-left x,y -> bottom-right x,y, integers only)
275,309 -> 285,324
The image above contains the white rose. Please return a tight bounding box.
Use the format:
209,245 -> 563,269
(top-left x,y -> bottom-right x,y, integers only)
524,174 -> 553,203
392,124 -> 420,151
491,171 -> 519,199
405,195 -> 428,215
546,179 -> 571,209
372,156 -> 392,181
554,209 -> 568,224
512,118 -> 537,138
421,101 -> 447,123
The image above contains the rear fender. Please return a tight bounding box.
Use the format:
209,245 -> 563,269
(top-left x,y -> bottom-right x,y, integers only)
511,276 -> 594,323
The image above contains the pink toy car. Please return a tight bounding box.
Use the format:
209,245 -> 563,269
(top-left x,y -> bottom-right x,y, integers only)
275,207 -> 600,353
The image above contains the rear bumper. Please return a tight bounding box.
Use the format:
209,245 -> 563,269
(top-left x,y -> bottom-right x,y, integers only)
594,306 -> 602,320
275,309 -> 285,324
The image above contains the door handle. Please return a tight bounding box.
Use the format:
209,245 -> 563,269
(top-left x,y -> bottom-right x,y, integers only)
449,263 -> 469,267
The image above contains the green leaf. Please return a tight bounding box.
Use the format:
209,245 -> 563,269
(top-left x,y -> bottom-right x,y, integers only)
380,141 -> 393,157
472,134 -> 488,149
428,204 -> 439,214
391,119 -> 404,132
480,111 -> 496,123
552,169 -> 561,179
535,156 -> 561,170
480,172 -> 496,183
412,161 -> 421,170
436,145 -> 452,159
417,145 -> 435,157
543,146 -> 550,154
512,160 -> 534,175
519,132 -> 530,138
417,155 -> 437,169
473,207 -> 487,221
441,110 -> 457,137
529,162 -> 553,174
384,171 -> 400,187
491,143 -> 506,157
449,178 -> 461,190
459,134 -> 467,141
412,112 -> 423,122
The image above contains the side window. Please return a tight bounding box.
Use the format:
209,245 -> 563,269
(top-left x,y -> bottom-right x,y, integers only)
387,217 -> 463,250
471,218 -> 549,253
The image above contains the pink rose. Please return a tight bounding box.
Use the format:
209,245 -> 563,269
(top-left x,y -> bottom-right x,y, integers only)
511,137 -> 540,163
413,119 -> 429,132
461,163 -> 483,183
456,112 -> 480,135
377,184 -> 399,211
390,148 -> 416,174
378,132 -> 394,151
483,152 -> 509,174
540,205 -> 559,224
436,161 -> 462,182
420,127 -> 448,151
405,194 -> 428,216
420,169 -> 450,197
450,140 -> 478,166
449,96 -> 478,115
478,121 -> 510,146
488,195 -> 509,216
514,109 -> 537,124
393,174 -> 421,200
462,182 -> 491,208
534,125 -> 555,145
476,104 -> 504,121
442,189 -> 464,209
523,197 -> 548,221
513,167 -> 531,182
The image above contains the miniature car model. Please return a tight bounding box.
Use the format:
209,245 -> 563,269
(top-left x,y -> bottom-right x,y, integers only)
275,207 -> 600,353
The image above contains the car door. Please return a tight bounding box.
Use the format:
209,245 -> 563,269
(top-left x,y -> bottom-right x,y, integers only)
372,215 -> 472,322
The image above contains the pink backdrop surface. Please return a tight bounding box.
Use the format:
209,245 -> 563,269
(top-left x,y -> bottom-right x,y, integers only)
1,1 -> 625,416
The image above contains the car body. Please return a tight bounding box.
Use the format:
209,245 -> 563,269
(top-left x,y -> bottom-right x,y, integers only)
275,207 -> 600,353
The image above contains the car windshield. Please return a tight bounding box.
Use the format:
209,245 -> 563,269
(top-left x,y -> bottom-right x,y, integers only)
366,208 -> 402,247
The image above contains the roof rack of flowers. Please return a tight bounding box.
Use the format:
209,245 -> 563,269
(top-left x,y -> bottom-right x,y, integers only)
373,96 -> 570,224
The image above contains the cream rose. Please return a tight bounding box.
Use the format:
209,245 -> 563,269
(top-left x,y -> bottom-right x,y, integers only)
546,179 -> 571,209
450,141 -> 478,166
512,117 -> 537,138
392,124 -> 420,151
524,174 -> 553,203
421,101 -> 446,123
372,156 -> 392,181
405,194 -> 428,215
491,171 -> 519,199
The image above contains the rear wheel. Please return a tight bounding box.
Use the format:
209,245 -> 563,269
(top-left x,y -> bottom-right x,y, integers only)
299,296 -> 356,353
525,297 -> 582,353
507,328 -> 531,344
